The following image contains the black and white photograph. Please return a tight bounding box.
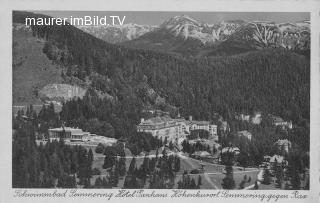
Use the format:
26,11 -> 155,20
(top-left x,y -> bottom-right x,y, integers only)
0,0 -> 319,202
11,10 -> 311,190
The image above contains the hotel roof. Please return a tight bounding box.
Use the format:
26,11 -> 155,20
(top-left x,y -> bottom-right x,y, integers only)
141,116 -> 173,124
187,120 -> 211,125
49,127 -> 88,134
139,116 -> 215,126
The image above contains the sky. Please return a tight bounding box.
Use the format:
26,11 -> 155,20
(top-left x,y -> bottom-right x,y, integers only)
32,11 -> 310,25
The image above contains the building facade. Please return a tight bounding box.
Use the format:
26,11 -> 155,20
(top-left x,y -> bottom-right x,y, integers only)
48,127 -> 90,142
137,116 -> 182,143
137,115 -> 218,143
269,114 -> 293,129
274,139 -> 292,153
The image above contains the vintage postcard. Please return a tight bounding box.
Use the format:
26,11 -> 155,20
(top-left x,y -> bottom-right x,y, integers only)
0,0 -> 319,202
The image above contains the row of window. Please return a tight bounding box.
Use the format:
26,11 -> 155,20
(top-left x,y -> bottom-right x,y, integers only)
49,132 -> 85,139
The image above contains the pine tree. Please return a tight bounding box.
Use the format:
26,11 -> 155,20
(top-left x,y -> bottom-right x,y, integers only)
94,177 -> 103,188
83,178 -> 91,188
221,165 -> 235,189
162,148 -> 167,160
275,165 -> 284,188
174,156 -> 180,172
284,181 -> 290,189
197,175 -> 202,189
169,141 -> 174,150
304,178 -> 309,189
164,137 -> 168,146
128,157 -> 136,175
177,172 -> 192,189
110,167 -> 119,187
190,178 -> 197,189
206,145 -> 211,154
212,145 -> 217,154
155,147 -> 159,159
102,176 -> 112,188
290,170 -> 301,190
123,174 -> 140,189
118,157 -> 126,176
271,158 -> 278,175
88,148 -> 94,165
262,167 -> 271,185
103,154 -> 115,169
141,156 -> 150,174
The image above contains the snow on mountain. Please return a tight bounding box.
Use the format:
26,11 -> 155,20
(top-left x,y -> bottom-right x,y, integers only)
211,21 -> 244,40
156,15 -> 246,45
160,15 -> 220,44
236,21 -> 310,50
77,23 -> 158,44
77,15 -> 310,55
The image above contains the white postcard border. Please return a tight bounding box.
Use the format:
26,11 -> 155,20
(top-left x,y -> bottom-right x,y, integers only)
0,0 -> 319,203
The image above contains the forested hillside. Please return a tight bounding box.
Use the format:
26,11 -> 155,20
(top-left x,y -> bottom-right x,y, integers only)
13,11 -> 309,139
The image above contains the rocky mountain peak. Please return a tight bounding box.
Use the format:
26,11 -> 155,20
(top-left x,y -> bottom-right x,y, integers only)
161,15 -> 202,29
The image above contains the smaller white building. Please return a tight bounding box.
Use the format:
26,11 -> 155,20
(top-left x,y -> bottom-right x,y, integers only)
269,114 -> 293,129
221,146 -> 240,155
48,127 -> 118,147
48,127 -> 90,142
235,113 -> 250,121
251,112 -> 262,125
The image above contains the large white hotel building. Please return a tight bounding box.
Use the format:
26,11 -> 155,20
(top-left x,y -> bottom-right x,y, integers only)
137,115 -> 217,143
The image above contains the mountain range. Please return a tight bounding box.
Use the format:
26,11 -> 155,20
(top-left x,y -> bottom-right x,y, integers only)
77,15 -> 310,56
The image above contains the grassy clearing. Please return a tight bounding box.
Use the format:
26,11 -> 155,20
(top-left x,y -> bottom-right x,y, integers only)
13,26 -> 63,105
89,147 -> 260,189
